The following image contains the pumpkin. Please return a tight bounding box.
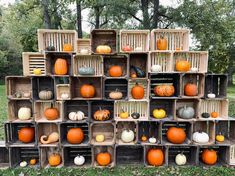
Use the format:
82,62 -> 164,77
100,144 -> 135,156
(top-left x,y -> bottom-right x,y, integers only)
44,107 -> 59,120
14,92 -> 22,98
177,106 -> 195,119
39,90 -> 53,100
29,158 -> 37,165
33,68 -> 42,75
184,83 -> 198,96
157,36 -> 167,50
131,112 -> 140,119
96,45 -> 111,54
18,107 -> 31,120
207,93 -> 216,98
211,111 -> 219,118
151,65 -> 162,72
121,129 -> 135,143
63,43 -> 73,52
176,60 -> 190,72
131,65 -> 145,78
119,109 -> 129,119
74,155 -> 85,166
40,132 -> 59,144
48,153 -> 61,167
18,127 -> 35,143
201,149 -> 217,165
69,111 -> 85,121
78,67 -> 95,75
191,67 -> 198,72
96,152 -> 111,166
131,83 -> 144,99
60,92 -> 70,100
135,47 -> 142,51
149,137 -> 157,144
193,131 -> 209,143
93,108 -> 110,121
147,149 -> 164,166
54,58 -> 68,75
153,109 -> 166,119
96,134 -> 105,142
109,89 -> 123,100
67,128 -> 84,144
216,133 -> 224,142
201,112 -> 210,118
175,153 -> 187,166
154,85 -> 175,97
23,92 -> 31,98
122,45 -> 132,52
80,49 -> 89,54
80,84 -> 95,98
46,46 -> 55,51
131,72 -> 137,78
109,65 -> 123,77
166,127 -> 186,144
141,135 -> 148,142
20,161 -> 27,167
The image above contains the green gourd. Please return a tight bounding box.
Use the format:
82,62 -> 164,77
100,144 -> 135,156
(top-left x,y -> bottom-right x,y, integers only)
201,112 -> 210,118
131,65 -> 145,78
78,67 -> 95,75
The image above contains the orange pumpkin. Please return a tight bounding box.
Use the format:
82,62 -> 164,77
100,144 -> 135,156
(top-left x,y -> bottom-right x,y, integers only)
80,84 -> 95,98
109,65 -> 123,77
147,149 -> 164,166
18,127 -> 35,143
141,135 -> 148,142
184,83 -> 198,96
211,111 -> 219,118
54,58 -> 68,75
131,72 -> 137,78
63,43 -> 73,52
96,152 -> 111,166
154,85 -> 175,97
67,128 -> 84,144
176,60 -> 190,72
157,36 -> 167,50
29,158 -> 37,165
44,107 -> 59,120
166,127 -> 186,144
201,149 -> 217,165
131,83 -> 144,99
48,153 -> 61,167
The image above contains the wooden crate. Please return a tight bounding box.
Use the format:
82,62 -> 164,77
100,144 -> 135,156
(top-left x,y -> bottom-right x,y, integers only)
161,122 -> 192,145
90,123 -> 115,145
150,29 -> 190,51
93,145 -> 115,168
119,30 -> 150,52
181,73 -> 205,98
229,145 -> 235,165
9,147 -> 39,168
205,74 -> 228,99
150,73 -> 180,99
77,39 -> 91,54
199,99 -> 229,120
8,100 -> 33,122
54,76 -> 71,100
138,121 -> 161,145
37,123 -> 59,147
215,121 -> 230,145
60,122 -> 89,146
193,121 -> 215,145
129,53 -> 148,79
150,99 -> 175,121
63,100 -> 89,122
230,121 -> 235,144
114,101 -> 148,121
34,101 -> 62,122
71,77 -> 102,100
144,145 -> 167,166
104,78 -> 128,101
128,79 -> 149,101
0,141 -> 9,168
103,54 -> 129,78
116,121 -> 137,145
38,29 -> 77,52
116,145 -> 144,166
22,52 -> 47,76
40,147 -> 63,168
91,29 -> 117,54
149,51 -> 173,73
63,146 -> 92,167
173,51 -> 208,73
6,76 -> 32,100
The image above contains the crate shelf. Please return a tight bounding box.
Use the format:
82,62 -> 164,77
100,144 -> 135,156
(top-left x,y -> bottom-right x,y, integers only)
93,146 -> 115,168
144,145 -> 167,166
229,145 -> 235,165
129,53 -> 148,79
40,147 -> 63,168
215,121 -> 230,145
176,99 -> 199,121
77,39 -> 91,54
128,79 -> 149,101
0,141 -> 9,168
116,121 -> 137,145
56,84 -> 71,100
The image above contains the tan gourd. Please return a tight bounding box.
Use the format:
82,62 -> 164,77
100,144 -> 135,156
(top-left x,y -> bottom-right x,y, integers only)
40,132 -> 59,144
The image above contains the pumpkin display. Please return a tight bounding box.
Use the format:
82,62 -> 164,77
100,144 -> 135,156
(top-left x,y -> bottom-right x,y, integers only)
93,108 -> 110,121
201,112 -> 210,118
74,155 -> 85,166
184,82 -> 198,96
154,85 -> 175,97
193,131 -> 209,143
63,43 -> 73,52
122,45 -> 132,52
166,127 -> 186,144
147,149 -> 164,166
109,89 -> 123,100
151,65 -> 162,72
96,152 -> 111,166
54,58 -> 68,75
175,153 -> 187,166
18,107 -> 31,120
39,90 -> 53,100
121,129 -> 135,143
44,107 -> 59,120
48,153 -> 61,167
216,133 -> 225,142
80,84 -> 95,98
157,36 -> 167,50
175,60 -> 190,72
211,111 -> 219,118
201,149 -> 217,165
177,106 -> 195,119
153,109 -> 166,119
109,65 -> 123,77
131,83 -> 144,99
67,128 -> 84,144
40,132 -> 59,144
78,67 -> 95,75
18,127 -> 35,143
96,45 -> 111,54
33,68 -> 42,75
69,111 -> 86,121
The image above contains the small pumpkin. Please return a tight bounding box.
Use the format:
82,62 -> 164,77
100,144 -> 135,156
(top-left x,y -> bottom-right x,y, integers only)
211,111 -> 219,118
109,65 -> 123,77
190,67 -> 198,72
157,35 -> 167,50
44,106 -> 59,120
147,149 -> 164,166
78,67 -> 95,75
39,90 -> 53,100
131,72 -> 137,78
153,109 -> 166,119
69,111 -> 86,121
207,93 -> 216,98
193,131 -> 209,143
121,129 -> 135,143
216,133 -> 224,142
109,89 -> 123,100
122,45 -> 132,52
141,135 -> 148,142
95,134 -> 105,142
166,127 -> 186,144
46,46 -> 55,51
151,65 -> 162,72
20,161 -> 27,167
74,155 -> 85,166
201,149 -> 217,165
131,112 -> 140,119
131,65 -> 145,78
175,153 -> 187,166
63,41 -> 73,52
54,58 -> 68,75
119,109 -> 129,119
33,67 -> 42,75
201,112 -> 210,118
149,137 -> 157,144
96,152 -> 111,166
96,45 -> 111,54
23,92 -> 31,98
67,128 -> 84,144
29,158 -> 37,165
18,127 -> 35,143
176,60 -> 190,72
154,85 -> 175,97
93,108 -> 110,121
131,83 -> 144,99
48,153 -> 61,167
60,92 -> 70,100
177,106 -> 195,119
18,107 -> 31,120
184,83 -> 198,96
14,92 -> 22,98
40,132 -> 59,144
80,84 -> 96,98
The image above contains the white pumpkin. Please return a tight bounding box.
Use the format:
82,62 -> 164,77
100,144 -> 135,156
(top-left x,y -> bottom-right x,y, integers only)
69,112 -> 77,121
175,153 -> 187,166
190,67 -> 198,72
134,47 -> 142,51
23,92 -> 31,98
60,92 -> 70,100
207,93 -> 216,99
121,129 -> 135,143
193,131 -> 209,143
69,111 -> 85,121
151,65 -> 162,72
20,161 -> 27,167
74,155 -> 85,166
149,137 -> 157,144
39,90 -> 53,100
18,107 -> 31,120
80,49 -> 89,54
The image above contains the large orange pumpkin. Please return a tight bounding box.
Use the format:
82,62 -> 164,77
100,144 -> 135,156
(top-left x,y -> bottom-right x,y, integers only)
147,149 -> 164,166
131,83 -> 144,99
48,153 -> 61,167
176,60 -> 190,72
54,58 -> 68,75
109,65 -> 123,77
18,127 -> 35,143
201,149 -> 217,165
157,36 -> 167,50
67,128 -> 84,144
154,85 -> 175,97
80,84 -> 96,98
166,127 -> 186,144
96,152 -> 111,166
184,83 -> 198,96
44,107 -> 59,120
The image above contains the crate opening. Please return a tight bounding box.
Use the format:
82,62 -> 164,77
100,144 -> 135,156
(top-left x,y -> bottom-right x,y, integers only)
0,146 -> 9,167
138,121 -> 160,144
129,53 -> 147,78
77,39 -> 91,54
116,121 -> 137,145
149,52 -> 172,73
93,146 -> 114,167
91,100 -> 114,122
145,146 -> 166,166
56,84 -> 71,100
176,99 -> 199,120
40,147 -> 63,168
128,80 -> 148,100
38,123 -> 59,146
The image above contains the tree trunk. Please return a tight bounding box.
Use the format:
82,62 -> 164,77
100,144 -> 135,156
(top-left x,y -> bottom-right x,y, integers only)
41,0 -> 51,29
141,0 -> 150,29
152,0 -> 159,28
76,0 -> 83,38
94,6 -> 100,29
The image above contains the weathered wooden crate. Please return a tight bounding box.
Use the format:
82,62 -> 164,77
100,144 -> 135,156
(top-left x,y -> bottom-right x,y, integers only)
6,76 -> 32,100
205,74 -> 228,99
150,29 -> 190,51
120,30 -> 150,52
71,77 -> 102,100
104,78 -> 128,101
116,145 -> 144,166
215,121 -> 230,145
77,39 -> 91,54
138,121 -> 161,144
90,123 -> 115,145
116,121 -> 137,145
9,147 -> 39,168
144,145 -> 167,166
230,121 -> 235,144
181,73 -> 205,98
38,29 -> 77,52
91,29 -> 117,54
93,146 -> 115,168
73,55 -> 103,76
54,76 -> 71,100
60,122 -> 89,146
129,53 -> 148,78
8,100 -> 33,122
149,51 -> 173,73
114,101 -> 148,121
150,73 -> 180,99
63,146 -> 92,167
0,141 -> 9,168
128,79 -> 149,101
34,101 -> 62,122
199,99 -> 229,120
22,52 -> 47,76
40,147 -> 63,168
229,145 -> 235,165
173,51 -> 208,73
